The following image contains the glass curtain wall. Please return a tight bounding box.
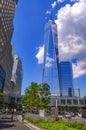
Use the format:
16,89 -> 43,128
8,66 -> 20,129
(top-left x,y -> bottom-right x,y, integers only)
59,61 -> 74,97
42,20 -> 60,94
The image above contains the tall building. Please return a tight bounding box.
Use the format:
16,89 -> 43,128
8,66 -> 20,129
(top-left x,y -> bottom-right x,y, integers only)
2,45 -> 14,102
11,54 -> 23,101
0,0 -> 18,102
59,61 -> 74,97
42,16 -> 59,94
0,0 -> 18,61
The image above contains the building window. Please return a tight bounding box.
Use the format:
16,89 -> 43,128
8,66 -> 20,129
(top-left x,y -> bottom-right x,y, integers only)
67,99 -> 72,105
79,100 -> 84,105
61,99 -> 65,105
0,66 -> 6,91
73,99 -> 78,105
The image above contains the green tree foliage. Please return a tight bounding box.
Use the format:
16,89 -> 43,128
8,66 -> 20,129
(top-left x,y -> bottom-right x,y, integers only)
9,100 -> 17,108
39,83 -> 51,109
22,82 -> 51,111
0,92 -> 3,104
22,82 -> 40,111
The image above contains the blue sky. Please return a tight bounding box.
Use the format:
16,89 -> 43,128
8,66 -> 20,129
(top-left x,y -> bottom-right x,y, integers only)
12,0 -> 86,96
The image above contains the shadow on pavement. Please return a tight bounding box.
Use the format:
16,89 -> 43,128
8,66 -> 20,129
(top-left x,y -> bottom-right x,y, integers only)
0,117 -> 16,129
0,120 -> 12,123
1,117 -> 11,119
0,122 -> 15,129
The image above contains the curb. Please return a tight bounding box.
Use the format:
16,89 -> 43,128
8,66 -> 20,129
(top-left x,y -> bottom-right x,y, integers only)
17,115 -> 43,130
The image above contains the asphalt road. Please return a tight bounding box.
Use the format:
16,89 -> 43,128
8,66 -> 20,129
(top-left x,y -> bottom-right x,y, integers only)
0,114 -> 32,130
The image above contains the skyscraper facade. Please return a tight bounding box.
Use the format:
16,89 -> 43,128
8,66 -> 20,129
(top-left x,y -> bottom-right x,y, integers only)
11,54 -> 23,100
0,0 -> 18,61
59,61 -> 74,97
0,0 -> 18,102
42,18 -> 59,94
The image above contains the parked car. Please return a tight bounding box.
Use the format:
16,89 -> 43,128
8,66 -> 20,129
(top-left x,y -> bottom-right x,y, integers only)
69,112 -> 75,117
32,110 -> 39,114
64,112 -> 71,118
58,112 -> 63,118
82,112 -> 86,118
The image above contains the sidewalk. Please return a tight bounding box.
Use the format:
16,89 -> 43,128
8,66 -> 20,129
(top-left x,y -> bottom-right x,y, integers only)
0,113 -> 43,130
0,114 -> 16,130
17,115 -> 43,130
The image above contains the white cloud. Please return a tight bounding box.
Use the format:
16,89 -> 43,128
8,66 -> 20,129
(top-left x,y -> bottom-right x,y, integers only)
72,61 -> 86,78
51,1 -> 57,8
45,57 -> 54,68
46,10 -> 51,14
57,0 -> 65,3
70,0 -> 80,2
46,57 -> 54,63
56,0 -> 86,78
36,45 -> 54,68
35,45 -> 44,64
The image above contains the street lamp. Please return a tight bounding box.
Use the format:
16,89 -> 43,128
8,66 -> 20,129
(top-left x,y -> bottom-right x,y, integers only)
55,98 -> 59,120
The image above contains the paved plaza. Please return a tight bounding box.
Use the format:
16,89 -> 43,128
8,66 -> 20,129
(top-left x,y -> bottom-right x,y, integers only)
0,114 -> 32,130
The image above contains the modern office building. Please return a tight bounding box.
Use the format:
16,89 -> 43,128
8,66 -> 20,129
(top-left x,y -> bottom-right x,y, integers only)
0,0 -> 18,103
2,45 -> 14,103
59,61 -> 74,97
0,0 -> 18,62
42,16 -> 60,94
11,54 -> 23,102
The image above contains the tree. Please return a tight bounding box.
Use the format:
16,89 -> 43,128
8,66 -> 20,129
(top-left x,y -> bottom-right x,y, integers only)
22,82 -> 40,111
39,83 -> 51,110
22,82 -> 51,111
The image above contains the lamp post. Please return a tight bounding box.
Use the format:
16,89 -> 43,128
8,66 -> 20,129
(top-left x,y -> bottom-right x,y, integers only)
55,98 -> 58,120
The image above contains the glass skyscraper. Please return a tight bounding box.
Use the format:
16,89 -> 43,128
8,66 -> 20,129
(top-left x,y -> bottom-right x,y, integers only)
59,61 -> 74,97
42,18 -> 59,94
11,54 -> 23,97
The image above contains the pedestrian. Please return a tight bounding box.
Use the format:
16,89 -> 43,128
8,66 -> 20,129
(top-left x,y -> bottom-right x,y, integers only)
14,108 -> 16,114
11,109 -> 14,121
5,108 -> 8,114
22,109 -> 25,122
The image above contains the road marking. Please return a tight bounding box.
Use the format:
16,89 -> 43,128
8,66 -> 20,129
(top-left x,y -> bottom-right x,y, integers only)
24,123 -> 35,130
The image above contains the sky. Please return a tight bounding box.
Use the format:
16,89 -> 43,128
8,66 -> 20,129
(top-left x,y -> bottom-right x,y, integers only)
12,0 -> 86,96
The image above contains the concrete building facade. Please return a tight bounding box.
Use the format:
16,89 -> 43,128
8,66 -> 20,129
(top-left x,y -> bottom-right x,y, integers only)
50,94 -> 86,109
0,0 -> 18,103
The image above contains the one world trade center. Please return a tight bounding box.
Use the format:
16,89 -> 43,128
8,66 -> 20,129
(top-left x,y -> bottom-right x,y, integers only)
42,16 -> 60,95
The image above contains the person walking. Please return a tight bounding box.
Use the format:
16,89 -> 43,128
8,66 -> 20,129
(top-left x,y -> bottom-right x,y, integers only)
11,109 -> 14,121
22,109 -> 25,122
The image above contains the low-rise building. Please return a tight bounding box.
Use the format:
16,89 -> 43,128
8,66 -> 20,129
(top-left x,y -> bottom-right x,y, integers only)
50,94 -> 86,110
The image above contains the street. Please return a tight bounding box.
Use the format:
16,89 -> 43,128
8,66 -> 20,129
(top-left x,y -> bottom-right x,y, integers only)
0,114 -> 32,130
